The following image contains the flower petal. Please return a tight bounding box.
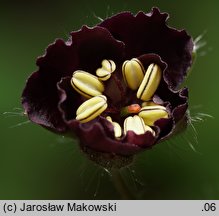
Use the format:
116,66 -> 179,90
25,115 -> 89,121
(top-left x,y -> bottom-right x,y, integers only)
125,130 -> 157,148
69,25 -> 125,74
22,38 -> 77,132
156,87 -> 189,142
99,7 -> 193,89
57,77 -> 82,129
78,121 -> 142,156
22,71 -> 68,132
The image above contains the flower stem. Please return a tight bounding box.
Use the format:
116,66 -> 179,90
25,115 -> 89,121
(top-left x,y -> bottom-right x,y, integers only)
110,169 -> 135,199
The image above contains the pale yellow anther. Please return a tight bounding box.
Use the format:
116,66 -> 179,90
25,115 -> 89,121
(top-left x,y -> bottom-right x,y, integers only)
137,63 -> 162,101
124,115 -> 155,136
106,116 -> 113,122
76,95 -> 107,123
71,70 -> 104,98
102,59 -> 116,72
106,116 -> 122,138
138,105 -> 168,126
122,58 -> 145,90
96,59 -> 116,81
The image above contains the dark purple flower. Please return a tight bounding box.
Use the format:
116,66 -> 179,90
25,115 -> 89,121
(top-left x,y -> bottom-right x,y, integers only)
22,8 -> 193,168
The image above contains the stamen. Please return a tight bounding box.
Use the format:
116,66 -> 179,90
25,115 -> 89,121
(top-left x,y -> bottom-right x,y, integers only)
124,115 -> 155,136
137,63 -> 162,101
106,116 -> 122,138
122,58 -> 145,90
138,105 -> 168,126
71,70 -> 104,98
96,59 -> 116,81
76,95 -> 107,123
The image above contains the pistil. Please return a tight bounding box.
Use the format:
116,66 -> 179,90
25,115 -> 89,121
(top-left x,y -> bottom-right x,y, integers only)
120,104 -> 141,117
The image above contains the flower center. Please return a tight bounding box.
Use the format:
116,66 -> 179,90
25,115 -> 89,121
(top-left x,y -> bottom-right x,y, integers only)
70,58 -> 169,139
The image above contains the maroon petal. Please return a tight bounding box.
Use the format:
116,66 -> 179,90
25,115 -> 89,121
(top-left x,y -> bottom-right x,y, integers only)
168,88 -> 189,137
138,53 -> 167,69
78,122 -> 142,156
57,77 -> 81,130
99,7 -> 193,89
158,87 -> 189,142
22,39 -> 75,132
69,25 -> 125,74
76,115 -> 158,155
125,131 -> 157,148
156,82 -> 188,112
172,88 -> 188,123
22,72 -> 66,132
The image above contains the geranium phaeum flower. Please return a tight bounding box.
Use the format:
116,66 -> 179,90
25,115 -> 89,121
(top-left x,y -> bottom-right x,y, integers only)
22,8 -> 193,168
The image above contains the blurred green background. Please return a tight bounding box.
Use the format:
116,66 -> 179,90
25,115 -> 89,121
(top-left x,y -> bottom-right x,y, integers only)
0,0 -> 218,199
